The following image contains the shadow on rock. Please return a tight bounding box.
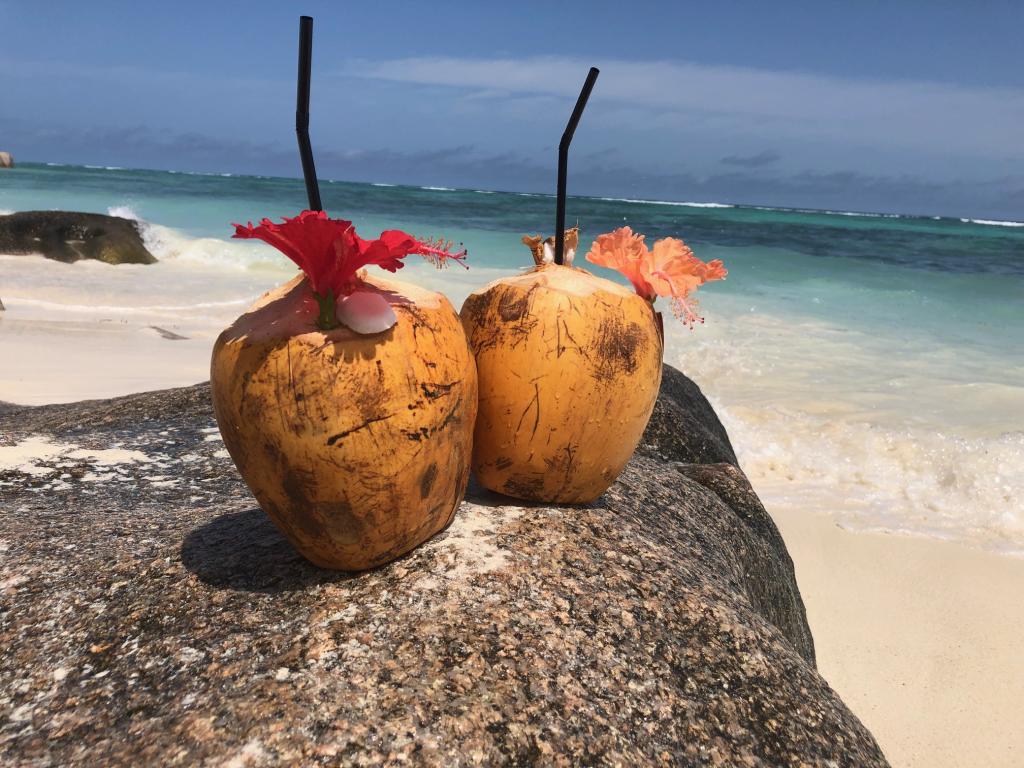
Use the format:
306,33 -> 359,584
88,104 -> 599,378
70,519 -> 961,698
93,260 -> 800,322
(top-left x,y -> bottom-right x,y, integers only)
180,508 -> 353,593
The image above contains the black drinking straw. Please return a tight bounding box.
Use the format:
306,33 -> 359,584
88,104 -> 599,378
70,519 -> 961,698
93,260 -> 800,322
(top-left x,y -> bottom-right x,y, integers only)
554,67 -> 600,265
296,16 -> 323,212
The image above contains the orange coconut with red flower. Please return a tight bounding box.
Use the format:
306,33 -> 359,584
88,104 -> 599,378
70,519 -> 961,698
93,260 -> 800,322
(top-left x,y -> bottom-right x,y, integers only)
211,210 -> 476,570
460,225 -> 725,503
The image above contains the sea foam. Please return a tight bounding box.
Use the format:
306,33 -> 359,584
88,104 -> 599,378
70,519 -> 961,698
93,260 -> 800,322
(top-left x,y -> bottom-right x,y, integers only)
107,204 -> 141,221
667,299 -> 1024,556
599,197 -> 734,208
960,218 -> 1024,228
716,400 -> 1024,554
123,214 -> 292,273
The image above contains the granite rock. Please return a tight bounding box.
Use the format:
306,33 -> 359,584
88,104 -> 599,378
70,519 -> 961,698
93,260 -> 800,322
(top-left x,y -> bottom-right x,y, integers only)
0,367 -> 888,766
0,210 -> 156,264
638,364 -> 738,466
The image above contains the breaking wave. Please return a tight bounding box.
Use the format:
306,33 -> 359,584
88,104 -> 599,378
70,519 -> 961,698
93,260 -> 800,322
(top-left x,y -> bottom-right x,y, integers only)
960,218 -> 1024,228
599,197 -> 734,208
102,207 -> 291,272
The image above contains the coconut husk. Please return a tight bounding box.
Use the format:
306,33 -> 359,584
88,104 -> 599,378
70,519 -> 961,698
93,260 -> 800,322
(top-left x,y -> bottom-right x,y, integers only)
460,263 -> 662,503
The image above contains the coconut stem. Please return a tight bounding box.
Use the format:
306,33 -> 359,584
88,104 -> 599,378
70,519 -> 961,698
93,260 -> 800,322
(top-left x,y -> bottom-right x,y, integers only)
314,290 -> 338,330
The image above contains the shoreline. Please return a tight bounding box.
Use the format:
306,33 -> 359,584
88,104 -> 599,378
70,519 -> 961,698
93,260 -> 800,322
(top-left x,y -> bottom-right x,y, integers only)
773,506 -> 1024,768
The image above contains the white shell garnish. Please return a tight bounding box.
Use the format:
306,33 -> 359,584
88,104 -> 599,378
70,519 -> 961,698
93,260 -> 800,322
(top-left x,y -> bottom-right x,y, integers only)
541,241 -> 555,264
336,291 -> 398,334
541,241 -> 574,265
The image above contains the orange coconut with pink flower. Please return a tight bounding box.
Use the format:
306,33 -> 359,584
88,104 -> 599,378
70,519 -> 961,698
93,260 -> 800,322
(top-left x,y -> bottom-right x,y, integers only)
211,211 -> 477,570
461,66 -> 725,502
460,225 -> 725,503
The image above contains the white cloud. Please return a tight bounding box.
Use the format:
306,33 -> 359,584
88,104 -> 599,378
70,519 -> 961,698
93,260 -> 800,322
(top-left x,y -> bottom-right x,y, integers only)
341,56 -> 1024,160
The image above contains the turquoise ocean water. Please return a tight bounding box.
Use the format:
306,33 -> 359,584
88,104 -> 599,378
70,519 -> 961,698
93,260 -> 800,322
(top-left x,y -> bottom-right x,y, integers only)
2,163 -> 1022,552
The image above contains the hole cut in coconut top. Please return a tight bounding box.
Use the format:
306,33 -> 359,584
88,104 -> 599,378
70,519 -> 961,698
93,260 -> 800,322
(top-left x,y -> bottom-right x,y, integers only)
468,264 -> 638,300
224,272 -> 447,345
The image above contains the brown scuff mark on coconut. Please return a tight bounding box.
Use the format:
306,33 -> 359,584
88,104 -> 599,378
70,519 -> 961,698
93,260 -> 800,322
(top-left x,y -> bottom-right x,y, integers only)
497,290 -> 532,322
593,317 -> 646,381
324,412 -> 395,446
502,473 -> 547,501
420,381 -> 457,400
419,462 -> 439,499
212,272 -> 477,571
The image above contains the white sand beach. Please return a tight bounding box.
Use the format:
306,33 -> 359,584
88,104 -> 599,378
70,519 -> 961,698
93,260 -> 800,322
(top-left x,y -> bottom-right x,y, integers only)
774,507 -> 1024,768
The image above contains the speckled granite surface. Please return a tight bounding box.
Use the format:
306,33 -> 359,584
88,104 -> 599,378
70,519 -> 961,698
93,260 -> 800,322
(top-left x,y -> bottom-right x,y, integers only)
0,366 -> 888,766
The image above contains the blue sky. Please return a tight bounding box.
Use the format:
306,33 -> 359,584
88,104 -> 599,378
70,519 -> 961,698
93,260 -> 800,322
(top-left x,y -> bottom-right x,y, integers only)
1,1 -> 1023,217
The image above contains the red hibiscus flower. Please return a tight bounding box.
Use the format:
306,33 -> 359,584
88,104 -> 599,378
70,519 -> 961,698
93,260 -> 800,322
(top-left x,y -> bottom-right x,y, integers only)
232,210 -> 467,329
586,226 -> 726,327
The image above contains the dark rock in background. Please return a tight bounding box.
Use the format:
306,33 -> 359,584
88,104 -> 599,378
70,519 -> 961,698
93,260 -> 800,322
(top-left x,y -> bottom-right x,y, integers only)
0,366 -> 887,766
0,211 -> 156,264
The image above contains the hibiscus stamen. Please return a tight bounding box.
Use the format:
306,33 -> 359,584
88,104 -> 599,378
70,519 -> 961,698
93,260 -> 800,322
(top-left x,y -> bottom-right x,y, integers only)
413,237 -> 469,269
670,297 -> 704,329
